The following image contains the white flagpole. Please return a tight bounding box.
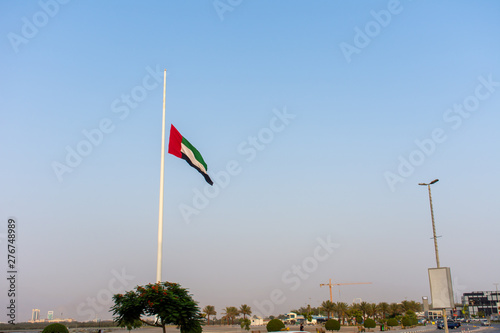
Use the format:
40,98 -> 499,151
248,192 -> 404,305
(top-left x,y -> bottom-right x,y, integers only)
157,69 -> 167,283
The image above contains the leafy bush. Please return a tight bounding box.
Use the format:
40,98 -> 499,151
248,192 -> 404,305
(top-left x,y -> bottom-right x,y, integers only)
241,319 -> 251,331
403,311 -> 418,326
386,318 -> 398,327
266,319 -> 285,332
325,319 -> 341,331
364,319 -> 376,329
42,323 -> 69,333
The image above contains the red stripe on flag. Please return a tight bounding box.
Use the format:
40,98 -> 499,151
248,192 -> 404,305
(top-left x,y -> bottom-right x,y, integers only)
168,124 -> 183,158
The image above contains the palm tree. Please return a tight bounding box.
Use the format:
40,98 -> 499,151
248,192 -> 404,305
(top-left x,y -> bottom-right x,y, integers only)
409,300 -> 422,312
389,303 -> 402,317
240,304 -> 252,320
359,302 -> 370,320
349,303 -> 362,325
321,300 -> 336,319
337,302 -> 349,325
223,306 -> 239,325
377,302 -> 389,320
401,300 -> 411,313
367,303 -> 377,319
203,305 -> 217,326
332,302 -> 340,320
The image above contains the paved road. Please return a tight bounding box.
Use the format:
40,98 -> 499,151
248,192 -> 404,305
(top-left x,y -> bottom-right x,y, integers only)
105,323 -> 499,333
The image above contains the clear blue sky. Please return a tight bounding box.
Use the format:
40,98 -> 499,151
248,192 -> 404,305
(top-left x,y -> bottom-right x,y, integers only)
1,0 -> 500,323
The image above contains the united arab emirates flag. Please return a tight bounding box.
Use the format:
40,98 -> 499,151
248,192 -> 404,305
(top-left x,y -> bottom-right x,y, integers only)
168,124 -> 213,185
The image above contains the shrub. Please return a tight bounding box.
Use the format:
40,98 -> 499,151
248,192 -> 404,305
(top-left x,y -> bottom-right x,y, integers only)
386,318 -> 398,327
364,319 -> 376,329
325,319 -> 341,331
241,319 -> 251,331
401,317 -> 411,327
267,319 -> 285,332
42,323 -> 69,333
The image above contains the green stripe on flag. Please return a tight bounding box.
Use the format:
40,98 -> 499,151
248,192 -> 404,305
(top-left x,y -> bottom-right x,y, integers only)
181,137 -> 208,171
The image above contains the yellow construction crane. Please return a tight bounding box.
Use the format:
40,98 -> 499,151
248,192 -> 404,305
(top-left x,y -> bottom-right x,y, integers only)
320,278 -> 372,303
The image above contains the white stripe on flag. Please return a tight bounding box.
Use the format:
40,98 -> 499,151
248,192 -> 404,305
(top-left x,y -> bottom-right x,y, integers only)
180,143 -> 208,174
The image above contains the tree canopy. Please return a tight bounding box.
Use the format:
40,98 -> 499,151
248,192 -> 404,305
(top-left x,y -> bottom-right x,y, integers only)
325,319 -> 341,331
42,323 -> 69,333
111,281 -> 203,333
203,305 -> 216,325
266,318 -> 285,332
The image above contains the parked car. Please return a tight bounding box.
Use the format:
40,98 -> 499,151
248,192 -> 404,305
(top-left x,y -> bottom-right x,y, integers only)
437,320 -> 461,329
480,320 -> 490,326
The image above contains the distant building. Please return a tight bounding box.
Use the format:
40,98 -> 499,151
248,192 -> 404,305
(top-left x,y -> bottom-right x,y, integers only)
251,316 -> 264,326
462,291 -> 500,318
312,315 -> 328,323
47,311 -> 54,320
50,318 -> 74,323
284,312 -> 305,324
32,309 -> 40,322
422,296 -> 430,318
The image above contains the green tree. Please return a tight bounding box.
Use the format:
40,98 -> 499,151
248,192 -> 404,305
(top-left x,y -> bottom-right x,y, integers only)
359,302 -> 370,320
400,300 -> 422,313
321,300 -> 336,319
367,303 -> 377,319
336,302 -> 349,325
331,303 -> 340,321
266,318 -> 285,332
111,281 -> 203,333
401,317 -> 411,328
386,318 -> 398,327
120,319 -> 143,331
377,302 -> 389,320
223,306 -> 239,325
240,304 -> 252,320
348,304 -> 362,325
388,303 -> 402,318
42,323 -> 69,333
462,304 -> 469,319
364,318 -> 376,329
325,319 -> 341,331
409,301 -> 422,312
403,310 -> 417,326
241,318 -> 251,331
203,305 -> 217,326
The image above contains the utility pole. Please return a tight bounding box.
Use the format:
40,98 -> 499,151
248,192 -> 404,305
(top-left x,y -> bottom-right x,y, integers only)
419,179 -> 450,333
419,179 -> 440,268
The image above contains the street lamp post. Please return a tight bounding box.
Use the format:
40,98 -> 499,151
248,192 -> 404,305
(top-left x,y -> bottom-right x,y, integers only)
419,179 -> 449,333
419,179 -> 440,268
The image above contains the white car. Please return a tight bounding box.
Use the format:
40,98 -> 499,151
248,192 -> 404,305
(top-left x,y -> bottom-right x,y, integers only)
480,320 -> 490,326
